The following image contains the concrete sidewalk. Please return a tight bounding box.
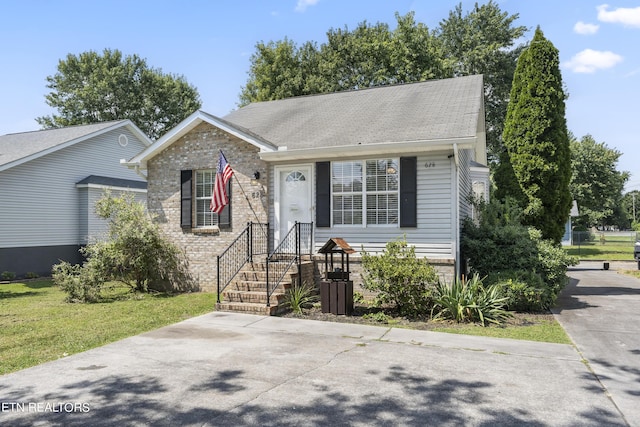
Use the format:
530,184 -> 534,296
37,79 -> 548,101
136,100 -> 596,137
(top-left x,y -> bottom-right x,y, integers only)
554,262 -> 640,427
0,311 -> 627,426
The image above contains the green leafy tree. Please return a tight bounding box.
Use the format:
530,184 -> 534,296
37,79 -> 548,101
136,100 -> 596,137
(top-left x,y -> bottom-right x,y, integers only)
239,5 -> 524,159
53,192 -> 195,302
389,12 -> 445,83
239,39 -> 323,105
570,134 -> 629,228
37,49 -> 201,140
435,0 -> 526,161
320,20 -> 395,91
621,190 -> 640,230
502,27 -> 572,243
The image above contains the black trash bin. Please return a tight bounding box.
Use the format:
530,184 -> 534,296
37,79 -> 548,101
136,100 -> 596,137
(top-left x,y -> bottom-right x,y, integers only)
318,238 -> 355,316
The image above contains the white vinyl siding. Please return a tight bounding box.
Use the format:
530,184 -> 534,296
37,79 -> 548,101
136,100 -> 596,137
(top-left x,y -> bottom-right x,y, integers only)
78,186 -> 147,245
0,128 -> 147,248
314,152 -> 455,259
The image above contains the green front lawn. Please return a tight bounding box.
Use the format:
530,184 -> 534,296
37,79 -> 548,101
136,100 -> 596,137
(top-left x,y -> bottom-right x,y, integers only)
565,233 -> 636,260
0,280 -> 214,375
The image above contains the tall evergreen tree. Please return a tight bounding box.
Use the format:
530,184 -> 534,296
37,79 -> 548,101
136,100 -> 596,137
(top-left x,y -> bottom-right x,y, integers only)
502,27 -> 572,243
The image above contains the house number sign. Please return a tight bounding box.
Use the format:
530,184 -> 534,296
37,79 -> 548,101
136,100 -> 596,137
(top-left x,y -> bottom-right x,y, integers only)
424,162 -> 436,168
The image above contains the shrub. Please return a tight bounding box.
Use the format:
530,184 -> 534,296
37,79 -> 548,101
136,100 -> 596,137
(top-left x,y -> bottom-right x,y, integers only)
52,261 -> 103,303
486,270 -> 552,312
361,237 -> 439,317
362,311 -> 391,323
462,198 -> 578,312
53,192 -> 195,302
1,271 -> 16,281
432,274 -> 511,326
283,283 -> 318,314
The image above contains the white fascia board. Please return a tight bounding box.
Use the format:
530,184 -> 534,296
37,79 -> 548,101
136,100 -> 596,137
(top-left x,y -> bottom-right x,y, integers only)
75,182 -> 147,193
259,137 -> 477,162
123,111 -> 277,171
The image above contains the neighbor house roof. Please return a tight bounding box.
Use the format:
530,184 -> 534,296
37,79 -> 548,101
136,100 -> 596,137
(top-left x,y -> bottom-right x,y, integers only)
0,120 -> 152,172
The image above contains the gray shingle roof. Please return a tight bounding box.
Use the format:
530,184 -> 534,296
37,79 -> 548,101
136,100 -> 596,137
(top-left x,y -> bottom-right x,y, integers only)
223,75 -> 483,149
0,121 -> 127,168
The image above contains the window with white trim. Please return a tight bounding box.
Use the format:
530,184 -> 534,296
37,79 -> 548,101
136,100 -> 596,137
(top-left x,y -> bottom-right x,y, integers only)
195,170 -> 218,227
332,159 -> 399,226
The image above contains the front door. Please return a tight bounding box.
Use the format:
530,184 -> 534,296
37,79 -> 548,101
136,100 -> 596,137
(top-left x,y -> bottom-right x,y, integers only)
276,165 -> 313,246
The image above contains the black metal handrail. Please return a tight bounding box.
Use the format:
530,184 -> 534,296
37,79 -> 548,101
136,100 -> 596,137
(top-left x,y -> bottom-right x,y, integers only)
265,222 -> 313,306
216,222 -> 269,303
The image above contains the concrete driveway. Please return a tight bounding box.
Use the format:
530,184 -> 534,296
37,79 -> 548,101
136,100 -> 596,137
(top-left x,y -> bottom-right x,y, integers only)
553,261 -> 640,427
1,306 -> 627,426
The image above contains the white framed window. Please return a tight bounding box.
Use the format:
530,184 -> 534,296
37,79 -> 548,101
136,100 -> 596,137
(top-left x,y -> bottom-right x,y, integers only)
195,170 -> 218,227
332,159 -> 399,226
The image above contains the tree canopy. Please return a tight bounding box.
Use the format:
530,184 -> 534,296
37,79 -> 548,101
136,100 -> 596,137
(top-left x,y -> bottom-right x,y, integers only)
37,49 -> 202,140
570,134 -> 629,228
501,27 -> 572,243
239,3 -> 526,161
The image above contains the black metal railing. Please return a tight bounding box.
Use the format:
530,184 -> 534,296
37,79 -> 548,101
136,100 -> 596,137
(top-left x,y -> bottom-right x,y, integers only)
216,222 -> 269,303
265,222 -> 313,306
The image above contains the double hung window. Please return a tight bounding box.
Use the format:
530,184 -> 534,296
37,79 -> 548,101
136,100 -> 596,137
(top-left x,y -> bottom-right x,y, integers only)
332,159 -> 399,226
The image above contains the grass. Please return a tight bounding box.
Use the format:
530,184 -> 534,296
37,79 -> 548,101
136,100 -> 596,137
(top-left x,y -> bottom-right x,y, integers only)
0,280 -> 215,375
431,316 -> 572,344
565,232 -> 636,260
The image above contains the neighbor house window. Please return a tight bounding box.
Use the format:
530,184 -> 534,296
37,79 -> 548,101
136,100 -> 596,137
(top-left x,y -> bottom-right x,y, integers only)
195,170 -> 218,227
332,159 -> 399,226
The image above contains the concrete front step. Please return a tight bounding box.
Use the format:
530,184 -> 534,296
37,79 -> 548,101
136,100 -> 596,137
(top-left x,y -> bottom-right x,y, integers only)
215,301 -> 281,316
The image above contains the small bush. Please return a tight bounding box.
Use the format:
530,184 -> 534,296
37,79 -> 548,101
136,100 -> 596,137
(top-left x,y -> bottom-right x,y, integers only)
361,237 -> 439,317
362,311 -> 391,323
432,274 -> 511,326
52,261 -> 103,303
1,271 -> 16,281
283,283 -> 318,314
486,270 -> 552,312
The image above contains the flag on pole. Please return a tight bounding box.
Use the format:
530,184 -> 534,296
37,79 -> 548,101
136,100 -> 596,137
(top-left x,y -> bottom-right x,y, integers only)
210,150 -> 234,214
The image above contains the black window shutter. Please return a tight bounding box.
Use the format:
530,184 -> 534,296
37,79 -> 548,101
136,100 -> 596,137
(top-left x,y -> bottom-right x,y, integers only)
400,157 -> 417,227
180,170 -> 193,229
218,180 -> 232,229
316,161 -> 331,227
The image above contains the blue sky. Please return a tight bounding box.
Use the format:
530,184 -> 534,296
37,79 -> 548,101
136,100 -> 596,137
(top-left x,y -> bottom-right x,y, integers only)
1,0 -> 639,187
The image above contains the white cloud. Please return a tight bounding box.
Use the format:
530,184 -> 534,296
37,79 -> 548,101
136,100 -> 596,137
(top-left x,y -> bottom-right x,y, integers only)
295,0 -> 319,13
597,4 -> 640,28
574,21 -> 599,35
564,49 -> 623,73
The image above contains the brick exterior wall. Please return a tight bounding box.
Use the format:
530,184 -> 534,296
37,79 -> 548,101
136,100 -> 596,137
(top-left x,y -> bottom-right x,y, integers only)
147,123 -> 268,291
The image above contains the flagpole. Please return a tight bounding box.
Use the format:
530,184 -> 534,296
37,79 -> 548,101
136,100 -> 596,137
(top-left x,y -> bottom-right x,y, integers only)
232,173 -> 268,238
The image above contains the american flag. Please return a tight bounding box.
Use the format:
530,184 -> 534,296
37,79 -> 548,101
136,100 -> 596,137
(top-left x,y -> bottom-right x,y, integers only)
210,150 -> 234,214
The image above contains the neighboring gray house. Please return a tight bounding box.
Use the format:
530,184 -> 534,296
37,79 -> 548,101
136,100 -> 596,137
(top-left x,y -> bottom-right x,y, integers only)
0,121 -> 151,277
125,75 -> 489,295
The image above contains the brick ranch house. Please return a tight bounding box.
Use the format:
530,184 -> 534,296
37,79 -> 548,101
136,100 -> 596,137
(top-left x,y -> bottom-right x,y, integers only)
124,75 -> 489,313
